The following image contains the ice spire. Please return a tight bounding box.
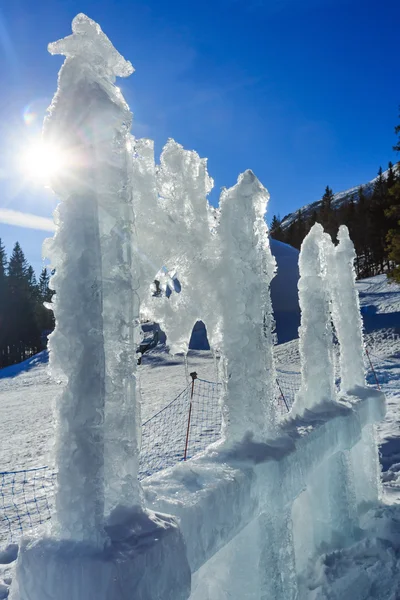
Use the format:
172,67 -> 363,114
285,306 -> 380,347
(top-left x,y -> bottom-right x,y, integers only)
43,13 -> 140,544
218,170 -> 277,441
330,225 -> 365,392
48,13 -> 134,79
292,223 -> 336,415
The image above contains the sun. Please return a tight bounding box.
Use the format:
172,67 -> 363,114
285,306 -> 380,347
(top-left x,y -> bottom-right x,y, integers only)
21,140 -> 67,185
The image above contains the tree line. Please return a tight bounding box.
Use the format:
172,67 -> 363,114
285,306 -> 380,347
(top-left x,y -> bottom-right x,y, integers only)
271,114 -> 400,281
0,239 -> 54,368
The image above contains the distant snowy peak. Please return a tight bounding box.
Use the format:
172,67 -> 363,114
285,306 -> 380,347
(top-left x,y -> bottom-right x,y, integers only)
280,164 -> 399,231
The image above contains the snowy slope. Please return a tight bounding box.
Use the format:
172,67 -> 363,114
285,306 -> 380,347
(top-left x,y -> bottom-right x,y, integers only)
280,166 -> 397,231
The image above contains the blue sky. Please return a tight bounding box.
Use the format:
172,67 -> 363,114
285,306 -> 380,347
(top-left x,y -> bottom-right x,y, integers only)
0,0 -> 399,273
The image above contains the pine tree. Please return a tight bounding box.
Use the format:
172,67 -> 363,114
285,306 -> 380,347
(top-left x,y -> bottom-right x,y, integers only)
270,215 -> 285,242
0,239 -> 6,279
270,214 -> 281,233
354,186 -> 372,277
387,161 -> 396,189
0,239 -> 8,367
394,106 -> 400,153
7,242 -> 41,363
386,112 -> 400,282
38,267 -> 50,300
294,209 -> 306,248
37,267 -> 55,333
8,242 -> 29,280
320,186 -> 337,238
308,210 -> 318,228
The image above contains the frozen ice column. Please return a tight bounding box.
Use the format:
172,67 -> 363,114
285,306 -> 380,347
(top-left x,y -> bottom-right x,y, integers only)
43,13 -> 137,542
330,225 -> 365,392
292,223 -> 336,415
330,226 -> 382,508
218,170 -> 277,441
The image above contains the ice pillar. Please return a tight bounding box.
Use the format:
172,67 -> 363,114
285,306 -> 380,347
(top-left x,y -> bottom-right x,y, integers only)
330,225 -> 365,393
44,13 -> 140,541
293,223 -> 336,415
218,170 -> 277,442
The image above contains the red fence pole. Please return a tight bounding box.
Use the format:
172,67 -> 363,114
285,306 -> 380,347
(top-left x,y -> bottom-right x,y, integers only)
365,347 -> 381,391
184,372 -> 197,461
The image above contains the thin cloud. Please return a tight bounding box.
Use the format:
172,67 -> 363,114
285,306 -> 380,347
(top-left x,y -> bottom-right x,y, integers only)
0,208 -> 55,232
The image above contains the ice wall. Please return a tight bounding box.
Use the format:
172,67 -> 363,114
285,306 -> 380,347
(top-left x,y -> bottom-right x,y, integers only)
217,171 -> 277,440
134,149 -> 278,442
145,387 -> 385,600
43,13 -> 141,541
138,139 -> 220,355
292,223 -> 336,415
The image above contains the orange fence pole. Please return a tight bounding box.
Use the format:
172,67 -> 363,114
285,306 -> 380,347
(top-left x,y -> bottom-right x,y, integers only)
184,372 -> 197,461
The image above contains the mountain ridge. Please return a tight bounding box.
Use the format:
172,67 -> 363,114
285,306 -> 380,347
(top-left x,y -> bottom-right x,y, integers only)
280,165 -> 397,230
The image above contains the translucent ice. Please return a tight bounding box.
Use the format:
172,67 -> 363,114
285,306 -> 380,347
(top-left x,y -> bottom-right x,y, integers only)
292,223 -> 336,415
217,170 -> 277,440
138,139 -> 220,355
43,13 -> 141,543
136,159 -> 278,441
330,225 -> 365,393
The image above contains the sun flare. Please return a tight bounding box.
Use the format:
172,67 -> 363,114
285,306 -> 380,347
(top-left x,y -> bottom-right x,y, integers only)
21,140 -> 67,184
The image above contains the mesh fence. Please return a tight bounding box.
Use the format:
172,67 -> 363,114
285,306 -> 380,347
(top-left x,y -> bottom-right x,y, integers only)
1,355 -> 387,544
275,369 -> 301,415
139,378 -> 223,479
183,378 -> 223,460
0,467 -> 55,543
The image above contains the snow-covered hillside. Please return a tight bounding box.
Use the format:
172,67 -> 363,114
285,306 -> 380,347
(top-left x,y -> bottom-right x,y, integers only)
281,166 -> 397,231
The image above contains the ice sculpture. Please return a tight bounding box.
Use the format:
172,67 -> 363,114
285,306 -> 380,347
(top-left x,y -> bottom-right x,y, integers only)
11,12 -> 387,600
292,223 -> 336,415
217,170 -> 277,440
331,225 -> 365,392
43,11 -> 142,537
12,14 -> 190,600
139,139 -> 220,355
136,155 -> 278,441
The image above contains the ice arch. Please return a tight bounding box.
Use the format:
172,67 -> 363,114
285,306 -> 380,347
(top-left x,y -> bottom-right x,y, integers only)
186,239 -> 300,350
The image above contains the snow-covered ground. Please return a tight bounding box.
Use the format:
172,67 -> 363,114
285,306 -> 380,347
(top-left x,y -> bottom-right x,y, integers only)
1,273 -> 400,598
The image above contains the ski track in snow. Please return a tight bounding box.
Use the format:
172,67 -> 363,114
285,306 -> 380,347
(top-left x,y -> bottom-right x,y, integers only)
1,273 -> 400,598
